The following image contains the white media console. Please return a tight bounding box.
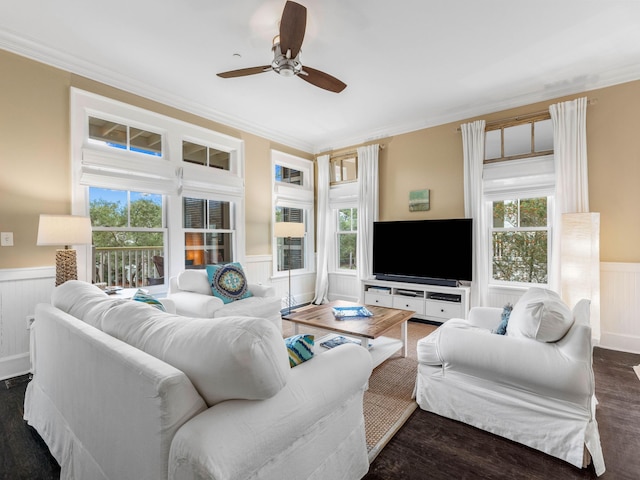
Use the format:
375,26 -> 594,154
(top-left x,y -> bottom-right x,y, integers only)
362,278 -> 470,323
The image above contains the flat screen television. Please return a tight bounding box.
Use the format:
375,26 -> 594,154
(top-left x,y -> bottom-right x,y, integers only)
372,218 -> 473,287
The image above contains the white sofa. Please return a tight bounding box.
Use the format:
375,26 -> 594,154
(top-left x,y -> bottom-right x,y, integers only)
24,281 -> 373,480
167,269 -> 283,331
415,288 -> 605,476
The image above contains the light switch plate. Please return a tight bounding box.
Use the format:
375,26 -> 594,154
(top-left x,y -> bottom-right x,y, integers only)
1,232 -> 14,246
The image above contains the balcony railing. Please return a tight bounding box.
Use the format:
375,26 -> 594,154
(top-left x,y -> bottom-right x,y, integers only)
93,246 -> 164,288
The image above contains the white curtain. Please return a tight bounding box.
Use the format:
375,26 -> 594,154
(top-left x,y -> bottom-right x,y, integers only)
462,120 -> 488,307
312,154 -> 331,304
549,97 -> 589,290
356,144 -> 379,286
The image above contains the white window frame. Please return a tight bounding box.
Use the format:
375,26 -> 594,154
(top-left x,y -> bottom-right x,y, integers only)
70,88 -> 245,288
271,150 -> 315,278
483,156 -> 555,289
328,182 -> 359,275
335,206 -> 358,272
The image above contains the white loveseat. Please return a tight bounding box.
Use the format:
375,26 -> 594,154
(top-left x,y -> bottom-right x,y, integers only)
415,288 -> 605,476
167,269 -> 283,331
24,281 -> 373,480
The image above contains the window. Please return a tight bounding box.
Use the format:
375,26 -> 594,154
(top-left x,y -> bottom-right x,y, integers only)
330,154 -> 357,184
89,116 -> 162,157
183,197 -> 234,267
272,150 -> 314,277
72,88 -> 246,287
183,140 -> 230,170
337,208 -> 357,270
484,114 -> 553,163
275,165 -> 303,185
89,187 -> 165,287
491,197 -> 549,284
275,207 -> 305,272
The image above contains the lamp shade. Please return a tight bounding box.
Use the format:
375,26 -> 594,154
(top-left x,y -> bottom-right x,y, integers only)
37,215 -> 92,246
274,221 -> 305,238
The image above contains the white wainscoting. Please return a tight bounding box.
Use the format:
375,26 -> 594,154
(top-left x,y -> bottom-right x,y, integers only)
2,261 -> 638,380
600,262 -> 640,354
0,267 -> 55,380
327,272 -> 360,302
244,255 -> 315,309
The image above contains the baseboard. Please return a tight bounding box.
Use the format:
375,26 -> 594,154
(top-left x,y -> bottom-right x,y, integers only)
0,352 -> 30,382
599,332 -> 640,355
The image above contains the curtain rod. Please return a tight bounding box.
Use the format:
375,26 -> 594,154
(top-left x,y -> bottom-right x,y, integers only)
456,97 -> 597,132
322,144 -> 385,160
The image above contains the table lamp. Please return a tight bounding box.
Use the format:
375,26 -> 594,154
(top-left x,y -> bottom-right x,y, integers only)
37,214 -> 93,286
274,221 -> 305,314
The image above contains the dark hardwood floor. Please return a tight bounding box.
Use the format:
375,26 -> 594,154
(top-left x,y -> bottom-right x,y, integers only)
365,347 -> 640,480
1,347 -> 638,480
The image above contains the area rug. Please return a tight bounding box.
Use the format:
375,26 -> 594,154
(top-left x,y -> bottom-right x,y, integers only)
282,319 -> 437,463
363,321 -> 436,462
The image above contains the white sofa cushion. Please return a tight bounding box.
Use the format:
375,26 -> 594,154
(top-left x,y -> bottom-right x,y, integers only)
100,302 -> 291,407
52,281 -> 290,407
507,287 -> 574,342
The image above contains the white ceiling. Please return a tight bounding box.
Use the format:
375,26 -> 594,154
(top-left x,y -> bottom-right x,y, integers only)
2,1 -> 640,153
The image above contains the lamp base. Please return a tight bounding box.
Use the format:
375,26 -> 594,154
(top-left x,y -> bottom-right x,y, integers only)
55,249 -> 78,287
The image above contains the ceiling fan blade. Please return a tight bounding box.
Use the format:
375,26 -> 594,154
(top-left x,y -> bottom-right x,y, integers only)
299,66 -> 347,93
279,1 -> 306,58
217,66 -> 272,78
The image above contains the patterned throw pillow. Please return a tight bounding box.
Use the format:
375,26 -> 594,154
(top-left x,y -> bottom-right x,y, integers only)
493,303 -> 512,335
205,263 -> 254,304
132,289 -> 166,312
285,334 -> 315,367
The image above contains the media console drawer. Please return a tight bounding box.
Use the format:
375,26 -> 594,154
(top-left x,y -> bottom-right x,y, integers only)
425,301 -> 463,320
392,296 -> 425,315
364,292 -> 393,308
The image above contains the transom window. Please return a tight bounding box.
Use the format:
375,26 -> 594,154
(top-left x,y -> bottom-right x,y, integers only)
485,114 -> 553,163
491,197 -> 549,284
88,116 -> 162,157
275,165 -> 303,185
183,140 -> 230,170
337,208 -> 357,270
330,155 -> 358,184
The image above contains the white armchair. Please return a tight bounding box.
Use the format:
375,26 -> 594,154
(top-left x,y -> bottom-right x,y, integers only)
415,288 -> 605,476
167,269 -> 282,331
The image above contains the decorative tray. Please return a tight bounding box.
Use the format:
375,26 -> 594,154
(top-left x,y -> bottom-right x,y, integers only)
332,306 -> 373,319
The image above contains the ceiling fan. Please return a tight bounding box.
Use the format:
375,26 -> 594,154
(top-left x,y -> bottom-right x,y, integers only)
217,1 -> 347,93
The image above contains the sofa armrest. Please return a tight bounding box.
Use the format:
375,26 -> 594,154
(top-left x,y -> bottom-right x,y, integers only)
438,325 -> 592,402
158,298 -> 176,314
467,307 -> 503,330
248,283 -> 275,298
170,291 -> 224,318
169,344 -> 372,479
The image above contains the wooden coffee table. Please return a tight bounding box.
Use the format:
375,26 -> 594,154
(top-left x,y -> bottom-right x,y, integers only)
282,300 -> 414,368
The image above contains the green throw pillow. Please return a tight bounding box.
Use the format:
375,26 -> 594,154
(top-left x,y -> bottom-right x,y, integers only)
285,334 -> 315,368
132,289 -> 166,312
206,263 -> 253,304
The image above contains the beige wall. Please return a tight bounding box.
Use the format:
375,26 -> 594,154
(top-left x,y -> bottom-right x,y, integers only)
0,49 -> 311,269
2,48 -> 639,269
326,81 -> 640,263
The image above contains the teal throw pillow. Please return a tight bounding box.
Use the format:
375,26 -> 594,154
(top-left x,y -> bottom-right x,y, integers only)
206,263 -> 253,304
285,334 -> 315,368
132,289 -> 166,312
493,303 -> 512,335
